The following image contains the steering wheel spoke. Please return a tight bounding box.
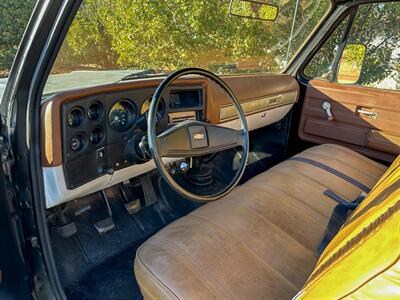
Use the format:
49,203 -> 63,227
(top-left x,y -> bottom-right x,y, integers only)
157,120 -> 244,158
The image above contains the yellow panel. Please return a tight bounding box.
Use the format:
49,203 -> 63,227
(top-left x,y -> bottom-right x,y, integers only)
296,155 -> 400,299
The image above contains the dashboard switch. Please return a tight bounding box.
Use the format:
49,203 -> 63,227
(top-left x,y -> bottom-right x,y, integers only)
97,148 -> 105,159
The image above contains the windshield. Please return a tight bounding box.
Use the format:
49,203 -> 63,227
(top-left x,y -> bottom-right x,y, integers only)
46,0 -> 331,94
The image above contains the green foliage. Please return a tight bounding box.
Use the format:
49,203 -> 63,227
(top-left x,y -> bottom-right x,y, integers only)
337,44 -> 366,84
55,0 -> 329,73
230,0 -> 278,21
351,3 -> 400,87
2,0 -> 398,91
304,15 -> 349,80
305,2 -> 400,90
0,0 -> 36,73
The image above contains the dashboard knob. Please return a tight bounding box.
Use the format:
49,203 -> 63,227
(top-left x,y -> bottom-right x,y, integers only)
71,137 -> 81,151
179,161 -> 190,173
70,133 -> 85,151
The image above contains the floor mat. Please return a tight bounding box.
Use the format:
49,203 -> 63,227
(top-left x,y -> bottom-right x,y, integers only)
65,242 -> 143,300
50,182 -> 180,300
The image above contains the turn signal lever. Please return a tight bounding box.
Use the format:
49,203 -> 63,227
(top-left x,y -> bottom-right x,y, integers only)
125,135 -> 152,164
138,136 -> 151,159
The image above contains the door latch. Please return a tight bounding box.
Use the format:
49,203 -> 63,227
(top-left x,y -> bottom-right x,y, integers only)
322,101 -> 334,121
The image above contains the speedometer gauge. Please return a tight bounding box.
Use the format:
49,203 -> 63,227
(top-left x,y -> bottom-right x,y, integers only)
141,97 -> 165,123
108,100 -> 137,131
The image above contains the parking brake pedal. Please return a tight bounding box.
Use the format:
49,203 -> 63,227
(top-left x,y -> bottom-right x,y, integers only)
54,207 -> 77,238
94,190 -> 115,235
58,222 -> 77,238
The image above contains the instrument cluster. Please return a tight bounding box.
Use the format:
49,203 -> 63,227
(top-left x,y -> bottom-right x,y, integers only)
61,87 -> 204,189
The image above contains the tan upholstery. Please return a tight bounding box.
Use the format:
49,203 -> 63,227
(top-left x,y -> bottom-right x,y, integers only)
134,144 -> 387,300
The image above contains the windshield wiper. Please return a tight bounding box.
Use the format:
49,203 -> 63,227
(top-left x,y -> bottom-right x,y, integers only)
120,69 -> 168,81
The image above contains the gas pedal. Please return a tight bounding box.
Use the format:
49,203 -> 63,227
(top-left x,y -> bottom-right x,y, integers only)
141,175 -> 157,207
119,181 -> 142,215
124,199 -> 141,215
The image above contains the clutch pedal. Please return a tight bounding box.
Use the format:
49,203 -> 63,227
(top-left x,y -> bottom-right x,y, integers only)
94,190 -> 115,235
94,217 -> 115,235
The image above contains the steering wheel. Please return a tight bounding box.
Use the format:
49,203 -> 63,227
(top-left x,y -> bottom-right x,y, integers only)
148,68 -> 249,201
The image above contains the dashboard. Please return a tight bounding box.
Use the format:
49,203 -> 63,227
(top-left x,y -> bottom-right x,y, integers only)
41,74 -> 299,208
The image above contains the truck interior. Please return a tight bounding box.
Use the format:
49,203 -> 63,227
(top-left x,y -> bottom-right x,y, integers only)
1,0 -> 399,299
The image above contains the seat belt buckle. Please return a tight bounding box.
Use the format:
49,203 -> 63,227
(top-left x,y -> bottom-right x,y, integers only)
324,189 -> 367,209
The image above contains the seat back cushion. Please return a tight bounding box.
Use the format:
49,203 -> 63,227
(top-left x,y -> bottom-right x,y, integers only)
296,156 -> 400,299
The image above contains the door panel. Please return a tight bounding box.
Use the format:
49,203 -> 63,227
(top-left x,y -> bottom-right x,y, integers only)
299,80 -> 400,162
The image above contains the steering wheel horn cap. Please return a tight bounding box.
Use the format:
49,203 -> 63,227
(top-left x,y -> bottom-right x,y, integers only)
188,125 -> 208,149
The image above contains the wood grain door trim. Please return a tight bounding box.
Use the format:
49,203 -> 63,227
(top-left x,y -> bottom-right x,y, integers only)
299,80 -> 400,162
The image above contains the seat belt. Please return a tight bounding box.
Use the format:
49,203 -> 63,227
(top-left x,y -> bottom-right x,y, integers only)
289,157 -> 371,193
323,189 -> 367,208
317,190 -> 367,256
288,156 -> 372,255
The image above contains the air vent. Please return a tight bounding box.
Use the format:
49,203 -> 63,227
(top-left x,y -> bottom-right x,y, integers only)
168,111 -> 196,124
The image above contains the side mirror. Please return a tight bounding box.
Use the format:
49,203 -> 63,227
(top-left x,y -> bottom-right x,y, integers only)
229,0 -> 278,21
337,43 -> 366,84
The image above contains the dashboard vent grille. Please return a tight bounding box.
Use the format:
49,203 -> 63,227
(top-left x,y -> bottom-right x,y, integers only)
168,111 -> 196,124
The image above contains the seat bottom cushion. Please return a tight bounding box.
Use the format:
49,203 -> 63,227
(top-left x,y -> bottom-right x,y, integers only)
134,144 -> 387,300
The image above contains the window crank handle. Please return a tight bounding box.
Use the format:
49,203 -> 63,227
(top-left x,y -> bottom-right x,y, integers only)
322,101 -> 334,121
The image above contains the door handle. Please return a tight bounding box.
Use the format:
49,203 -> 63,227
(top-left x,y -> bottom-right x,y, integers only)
357,109 -> 378,120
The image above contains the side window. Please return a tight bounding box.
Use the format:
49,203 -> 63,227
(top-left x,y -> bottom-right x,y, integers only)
304,2 -> 400,91
304,15 -> 349,81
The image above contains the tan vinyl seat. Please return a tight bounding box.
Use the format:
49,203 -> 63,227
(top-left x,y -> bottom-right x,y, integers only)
134,144 -> 388,300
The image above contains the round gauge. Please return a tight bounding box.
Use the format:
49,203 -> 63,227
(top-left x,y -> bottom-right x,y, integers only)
68,107 -> 85,127
108,100 -> 137,132
89,127 -> 104,145
88,101 -> 103,121
141,97 -> 165,122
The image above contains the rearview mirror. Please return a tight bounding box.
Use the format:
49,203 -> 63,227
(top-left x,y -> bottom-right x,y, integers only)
337,43 -> 366,84
229,0 -> 278,21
